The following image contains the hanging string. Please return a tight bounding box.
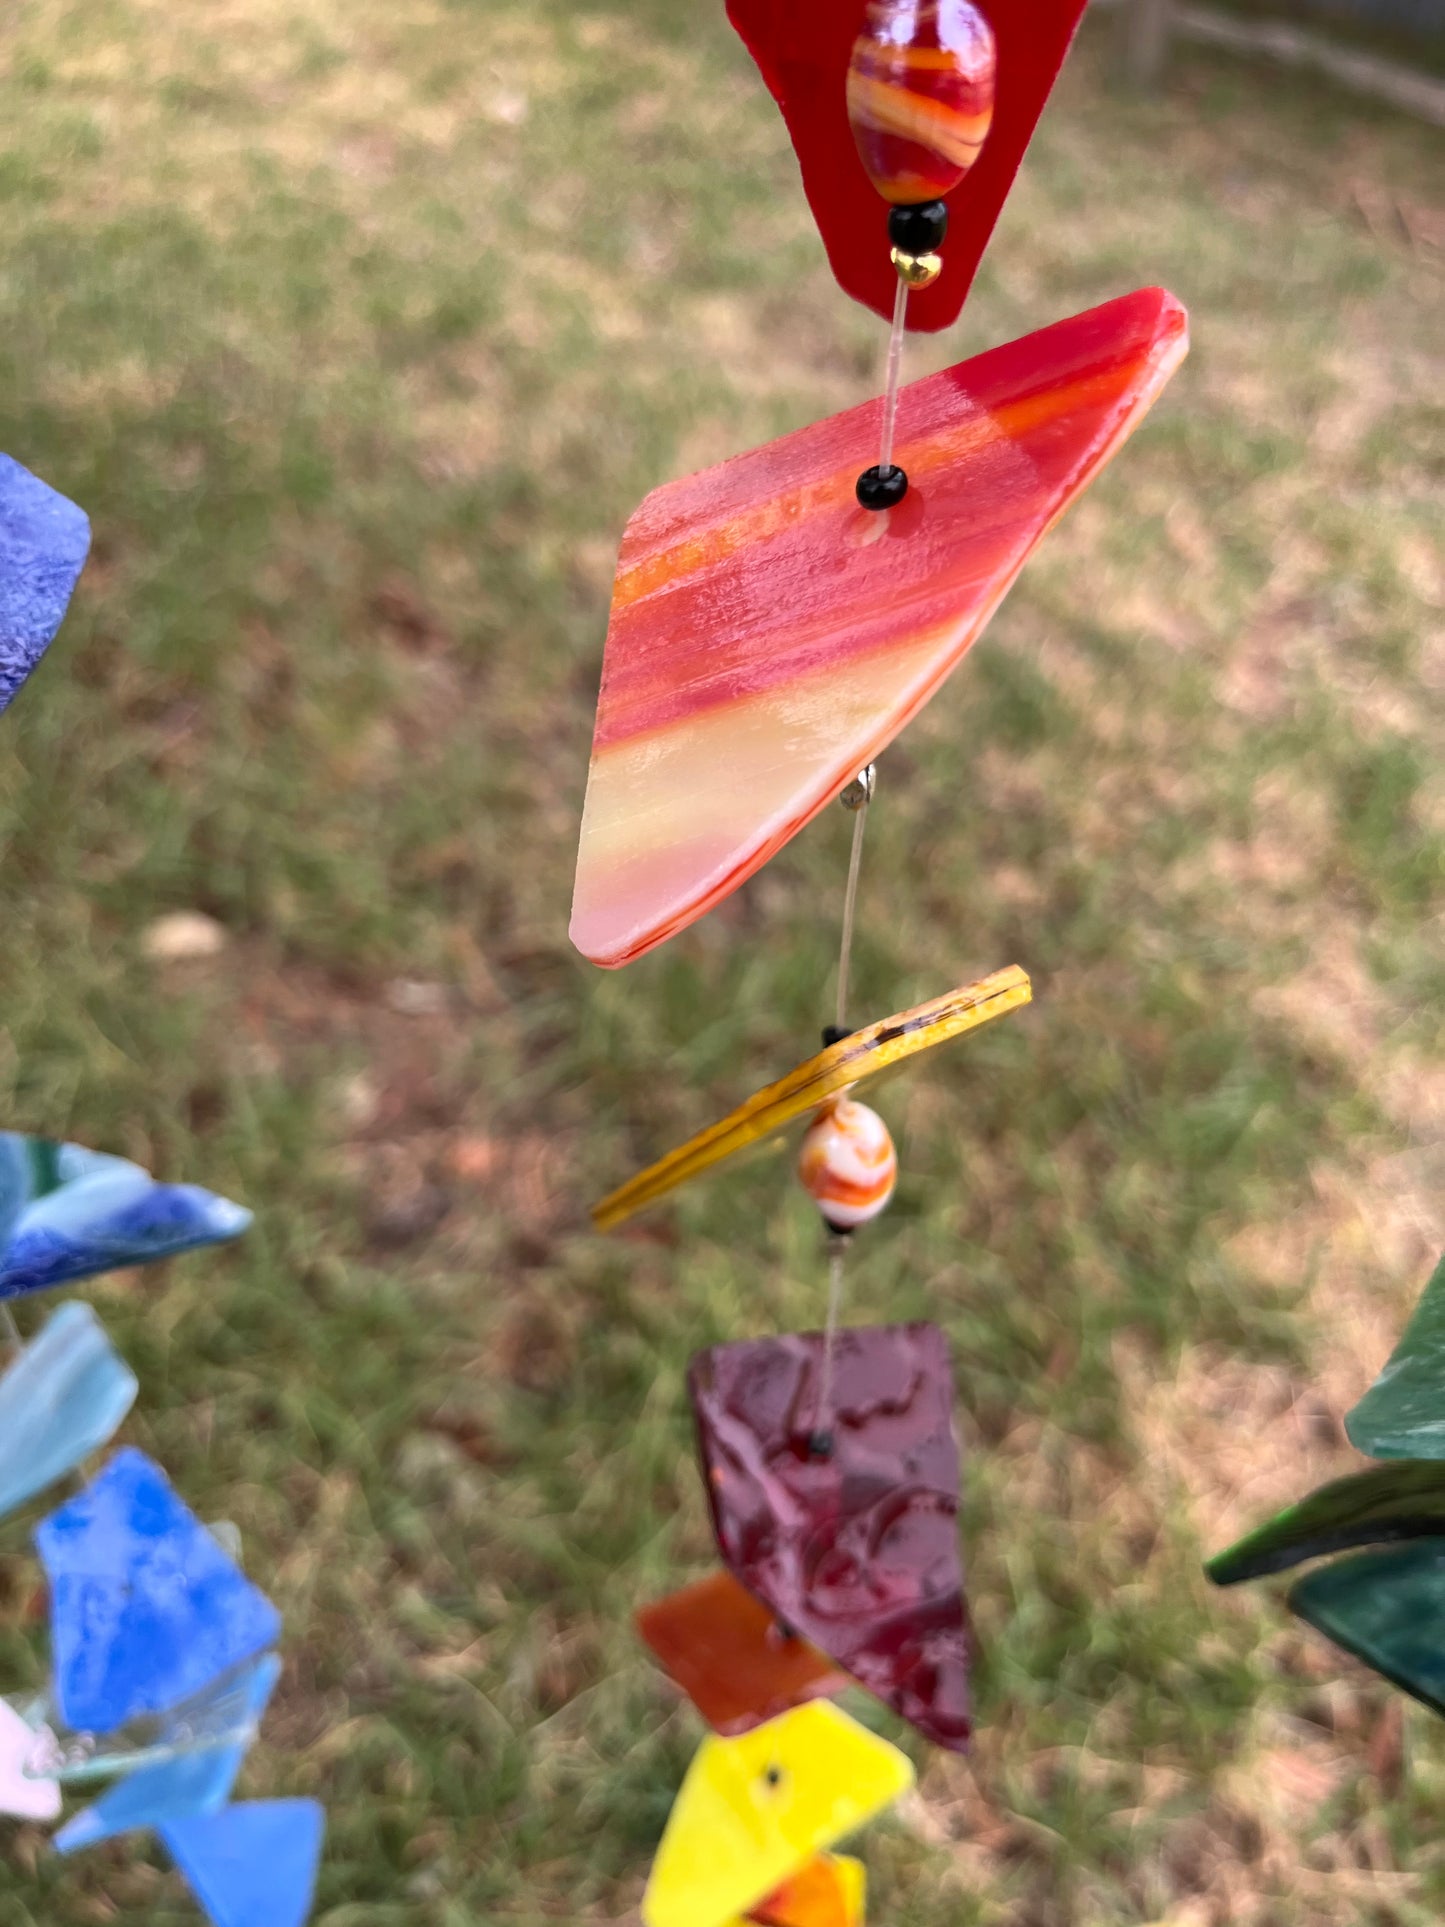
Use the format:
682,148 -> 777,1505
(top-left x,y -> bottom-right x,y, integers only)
876,274 -> 910,478
811,1232 -> 851,1454
835,786 -> 871,1036
834,764 -> 876,1036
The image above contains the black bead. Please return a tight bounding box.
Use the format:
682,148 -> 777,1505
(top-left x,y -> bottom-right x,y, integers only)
889,199 -> 948,255
821,1024 -> 854,1047
808,1430 -> 835,1460
855,463 -> 908,511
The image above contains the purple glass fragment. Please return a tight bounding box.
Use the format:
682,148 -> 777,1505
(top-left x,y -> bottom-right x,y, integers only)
0,454 -> 90,713
689,1321 -> 971,1751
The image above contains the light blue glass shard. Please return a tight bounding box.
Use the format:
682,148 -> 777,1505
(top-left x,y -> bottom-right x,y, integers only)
0,453 -> 90,715
53,1653 -> 280,1852
1347,1253 -> 1445,1461
36,1449 -> 281,1735
0,1134 -> 251,1303
13,1650 -> 280,1788
0,1136 -> 33,1254
0,1301 -> 138,1518
162,1800 -> 325,1927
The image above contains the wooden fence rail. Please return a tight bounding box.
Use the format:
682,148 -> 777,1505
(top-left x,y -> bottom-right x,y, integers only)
1101,0 -> 1445,121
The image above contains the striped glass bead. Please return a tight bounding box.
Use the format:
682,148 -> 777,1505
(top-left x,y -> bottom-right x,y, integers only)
846,0 -> 997,206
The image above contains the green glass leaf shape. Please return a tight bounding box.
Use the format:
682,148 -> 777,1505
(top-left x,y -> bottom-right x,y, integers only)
1290,1539 -> 1445,1718
1206,1460 -> 1445,1586
1347,1252 -> 1445,1461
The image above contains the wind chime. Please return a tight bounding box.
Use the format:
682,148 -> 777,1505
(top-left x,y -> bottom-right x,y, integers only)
571,2 -> 1187,1919
0,466 -> 324,1927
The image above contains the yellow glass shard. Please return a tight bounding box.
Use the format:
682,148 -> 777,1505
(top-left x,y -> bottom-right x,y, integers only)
642,1703 -> 912,1927
594,967 -> 1030,1231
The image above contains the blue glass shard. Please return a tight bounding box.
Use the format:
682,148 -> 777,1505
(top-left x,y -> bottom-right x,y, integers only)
0,1302 -> 138,1518
37,1449 -> 282,1735
0,453 -> 90,714
0,1134 -> 251,1303
162,1800 -> 325,1927
53,1654 -> 280,1853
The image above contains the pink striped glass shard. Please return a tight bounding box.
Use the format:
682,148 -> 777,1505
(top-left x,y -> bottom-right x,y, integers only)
570,288 -> 1187,966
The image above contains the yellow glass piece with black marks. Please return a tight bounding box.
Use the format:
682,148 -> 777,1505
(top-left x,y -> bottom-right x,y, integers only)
593,967 -> 1030,1231
641,1703 -> 911,1927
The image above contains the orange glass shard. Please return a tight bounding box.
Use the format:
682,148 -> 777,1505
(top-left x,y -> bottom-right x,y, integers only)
746,1855 -> 865,1927
636,1571 -> 846,1736
593,967 -> 1030,1231
571,288 -> 1188,968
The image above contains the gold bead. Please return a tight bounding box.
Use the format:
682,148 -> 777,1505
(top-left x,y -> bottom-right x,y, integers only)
890,247 -> 943,289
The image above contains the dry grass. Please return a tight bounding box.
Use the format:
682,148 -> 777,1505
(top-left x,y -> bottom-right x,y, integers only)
0,0 -> 1441,1920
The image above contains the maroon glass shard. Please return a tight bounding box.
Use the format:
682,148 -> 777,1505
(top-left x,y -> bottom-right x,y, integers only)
688,1322 -> 970,1751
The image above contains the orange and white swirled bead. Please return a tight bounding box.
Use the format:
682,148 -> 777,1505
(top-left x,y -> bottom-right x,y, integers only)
797,1099 -> 897,1230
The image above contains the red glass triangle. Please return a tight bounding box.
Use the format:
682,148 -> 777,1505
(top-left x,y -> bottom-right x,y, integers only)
689,1322 -> 970,1751
636,1570 -> 846,1735
726,0 -> 1089,330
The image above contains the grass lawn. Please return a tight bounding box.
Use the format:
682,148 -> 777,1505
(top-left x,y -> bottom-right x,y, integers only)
0,0 -> 1442,1921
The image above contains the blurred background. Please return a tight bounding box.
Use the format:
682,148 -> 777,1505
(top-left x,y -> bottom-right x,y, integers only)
0,0 -> 1441,1921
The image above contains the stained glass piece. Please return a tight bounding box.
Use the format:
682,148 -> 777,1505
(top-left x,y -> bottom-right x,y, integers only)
0,1302 -> 139,1519
52,1654 -> 279,1853
691,1323 -> 970,1752
1206,1462 -> 1445,1587
727,0 -> 1087,328
642,1703 -> 911,1927
37,1449 -> 282,1735
17,1651 -> 283,1789
571,290 -> 1187,967
0,453 -> 90,714
161,1799 -> 325,1927
1289,1540 -> 1445,1718
746,1854 -> 866,1927
1347,1252 -> 1445,1461
0,1134 -> 251,1304
636,1570 -> 846,1735
594,969 -> 1029,1230
0,1701 -> 60,1823
847,0 -> 995,205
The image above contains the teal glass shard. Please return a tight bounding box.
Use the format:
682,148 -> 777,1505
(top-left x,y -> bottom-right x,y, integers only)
1290,1539 -> 1445,1718
0,1134 -> 251,1304
1207,1461 -> 1445,1586
16,1652 -> 282,1789
52,1654 -> 279,1852
162,1800 -> 325,1927
1347,1252 -> 1445,1461
0,1302 -> 138,1519
37,1449 -> 281,1734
